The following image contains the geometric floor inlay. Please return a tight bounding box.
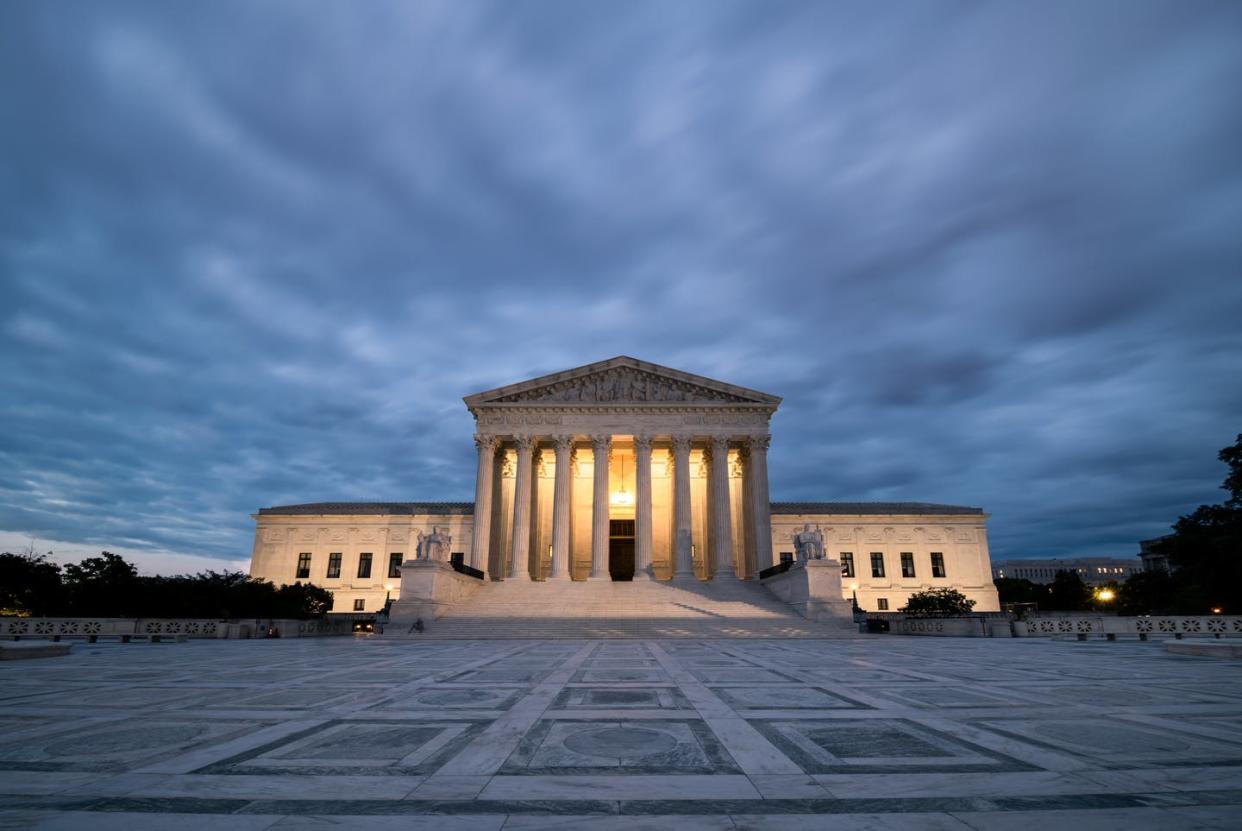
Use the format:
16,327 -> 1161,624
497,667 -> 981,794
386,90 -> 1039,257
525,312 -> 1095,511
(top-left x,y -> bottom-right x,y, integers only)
2,636 -> 1241,828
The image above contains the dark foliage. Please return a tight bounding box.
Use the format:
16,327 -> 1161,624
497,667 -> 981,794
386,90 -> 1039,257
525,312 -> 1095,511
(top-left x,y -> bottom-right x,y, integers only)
1046,569 -> 1093,612
1115,570 -> 1176,615
901,587 -> 976,616
0,551 -> 331,619
993,577 -> 1044,607
1150,433 -> 1242,613
0,551 -> 65,615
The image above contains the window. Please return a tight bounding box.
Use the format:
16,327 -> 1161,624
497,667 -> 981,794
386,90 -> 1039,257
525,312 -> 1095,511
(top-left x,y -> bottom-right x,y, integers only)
388,553 -> 403,578
353,598 -> 365,611
296,553 -> 311,579
877,598 -> 889,610
326,553 -> 342,579
840,552 -> 855,578
870,552 -> 885,578
610,519 -> 635,537
357,552 -> 373,579
900,552 -> 916,578
931,552 -> 946,578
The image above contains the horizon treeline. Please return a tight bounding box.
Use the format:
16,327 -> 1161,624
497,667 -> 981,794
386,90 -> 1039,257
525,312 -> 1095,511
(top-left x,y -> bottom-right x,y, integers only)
1,550 -> 332,619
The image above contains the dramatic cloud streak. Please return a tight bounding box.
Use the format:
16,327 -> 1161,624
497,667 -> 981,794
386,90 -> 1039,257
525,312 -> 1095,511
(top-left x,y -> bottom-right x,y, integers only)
2,1 -> 1240,572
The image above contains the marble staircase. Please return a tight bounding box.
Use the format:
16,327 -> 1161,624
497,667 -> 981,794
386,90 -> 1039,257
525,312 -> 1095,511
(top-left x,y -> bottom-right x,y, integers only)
383,577 -> 860,639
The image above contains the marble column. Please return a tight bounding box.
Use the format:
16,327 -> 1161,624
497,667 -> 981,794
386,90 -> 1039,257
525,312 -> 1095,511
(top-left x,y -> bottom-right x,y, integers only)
549,435 -> 574,581
671,435 -> 694,578
747,435 -> 774,569
589,434 -> 611,580
469,434 -> 498,576
709,437 -> 735,579
633,435 -> 653,580
508,436 -> 534,580
740,445 -> 756,580
528,450 -> 543,578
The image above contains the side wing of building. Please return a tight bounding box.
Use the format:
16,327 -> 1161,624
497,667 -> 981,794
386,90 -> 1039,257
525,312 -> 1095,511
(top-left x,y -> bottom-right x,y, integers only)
248,503 -> 475,614
771,503 -> 1001,613
251,500 -> 1000,614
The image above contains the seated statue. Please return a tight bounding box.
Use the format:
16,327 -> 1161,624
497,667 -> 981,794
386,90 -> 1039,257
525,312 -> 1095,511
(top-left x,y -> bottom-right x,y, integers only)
792,524 -> 826,562
416,526 -> 453,561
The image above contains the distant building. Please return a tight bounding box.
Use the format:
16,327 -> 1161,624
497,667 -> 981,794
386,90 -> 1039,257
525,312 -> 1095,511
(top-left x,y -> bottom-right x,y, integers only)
991,557 -> 1143,586
1139,536 -> 1172,572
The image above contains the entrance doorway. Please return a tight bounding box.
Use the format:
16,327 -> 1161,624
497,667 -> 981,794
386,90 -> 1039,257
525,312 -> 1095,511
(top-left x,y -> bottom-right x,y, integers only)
608,519 -> 635,581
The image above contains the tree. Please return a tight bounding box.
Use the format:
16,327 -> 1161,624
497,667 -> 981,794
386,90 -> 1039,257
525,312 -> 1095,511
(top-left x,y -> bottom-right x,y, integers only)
901,588 -> 976,617
994,577 -> 1044,607
1046,569 -> 1092,611
62,552 -> 140,616
0,551 -> 64,616
1150,433 -> 1242,613
1116,570 -> 1175,615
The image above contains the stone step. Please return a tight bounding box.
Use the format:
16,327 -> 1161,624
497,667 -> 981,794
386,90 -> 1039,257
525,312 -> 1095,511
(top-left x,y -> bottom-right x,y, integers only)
384,573 -> 860,639
383,620 -> 858,639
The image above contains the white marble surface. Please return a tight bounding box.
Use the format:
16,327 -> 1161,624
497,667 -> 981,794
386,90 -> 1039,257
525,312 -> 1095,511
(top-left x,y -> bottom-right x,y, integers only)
2,636 -> 1241,829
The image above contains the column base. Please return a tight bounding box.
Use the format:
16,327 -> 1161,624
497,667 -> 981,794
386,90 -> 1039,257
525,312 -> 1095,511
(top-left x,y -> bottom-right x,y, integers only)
631,569 -> 652,581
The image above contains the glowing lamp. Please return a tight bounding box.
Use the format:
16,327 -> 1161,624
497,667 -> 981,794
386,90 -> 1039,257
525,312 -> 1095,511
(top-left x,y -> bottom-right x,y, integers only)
1096,589 -> 1115,602
610,455 -> 635,506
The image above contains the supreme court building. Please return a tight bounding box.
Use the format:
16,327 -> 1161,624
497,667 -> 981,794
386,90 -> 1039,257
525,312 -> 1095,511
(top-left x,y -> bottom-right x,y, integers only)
249,357 -> 1000,615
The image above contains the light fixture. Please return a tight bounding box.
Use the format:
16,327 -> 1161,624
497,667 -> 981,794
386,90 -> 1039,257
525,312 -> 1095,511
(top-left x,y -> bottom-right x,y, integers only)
1095,588 -> 1115,602
610,454 -> 634,506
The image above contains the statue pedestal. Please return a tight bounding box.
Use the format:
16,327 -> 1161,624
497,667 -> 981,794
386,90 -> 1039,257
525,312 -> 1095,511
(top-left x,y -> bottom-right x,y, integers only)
386,560 -> 483,628
760,559 -> 854,624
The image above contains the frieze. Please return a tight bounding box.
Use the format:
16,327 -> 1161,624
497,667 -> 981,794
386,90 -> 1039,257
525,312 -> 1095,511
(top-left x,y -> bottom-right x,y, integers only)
478,414 -> 566,426
682,413 -> 769,426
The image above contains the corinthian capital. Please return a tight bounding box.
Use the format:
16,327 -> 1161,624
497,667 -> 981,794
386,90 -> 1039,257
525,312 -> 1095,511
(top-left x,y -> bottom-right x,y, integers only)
514,435 -> 536,453
474,433 -> 499,452
748,434 -> 772,452
670,435 -> 693,456
632,434 -> 653,455
589,434 -> 612,452
553,434 -> 575,453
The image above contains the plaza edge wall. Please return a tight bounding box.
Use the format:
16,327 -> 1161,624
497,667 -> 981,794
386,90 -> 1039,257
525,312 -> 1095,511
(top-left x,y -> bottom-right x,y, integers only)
251,509 -> 999,614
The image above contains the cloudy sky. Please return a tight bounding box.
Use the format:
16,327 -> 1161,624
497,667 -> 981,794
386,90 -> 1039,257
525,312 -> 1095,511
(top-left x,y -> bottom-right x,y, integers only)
2,1 -> 1239,575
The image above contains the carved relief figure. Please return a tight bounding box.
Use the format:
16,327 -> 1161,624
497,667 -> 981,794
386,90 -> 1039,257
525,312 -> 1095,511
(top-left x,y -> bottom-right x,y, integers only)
793,524 -> 826,561
492,367 -> 749,404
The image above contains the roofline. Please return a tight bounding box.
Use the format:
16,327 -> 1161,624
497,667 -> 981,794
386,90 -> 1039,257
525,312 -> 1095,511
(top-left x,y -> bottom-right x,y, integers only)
255,500 -> 986,518
463,355 -> 782,408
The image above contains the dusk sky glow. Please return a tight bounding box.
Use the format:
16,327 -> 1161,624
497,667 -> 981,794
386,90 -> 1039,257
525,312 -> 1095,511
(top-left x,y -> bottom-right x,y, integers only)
2,1 -> 1240,574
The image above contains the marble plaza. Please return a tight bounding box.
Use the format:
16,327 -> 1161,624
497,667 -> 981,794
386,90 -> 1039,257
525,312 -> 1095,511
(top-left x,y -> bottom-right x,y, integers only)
2,637 -> 1242,828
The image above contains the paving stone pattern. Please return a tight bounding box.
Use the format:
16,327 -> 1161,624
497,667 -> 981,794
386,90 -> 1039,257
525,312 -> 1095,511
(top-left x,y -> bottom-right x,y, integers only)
1,637 -> 1241,829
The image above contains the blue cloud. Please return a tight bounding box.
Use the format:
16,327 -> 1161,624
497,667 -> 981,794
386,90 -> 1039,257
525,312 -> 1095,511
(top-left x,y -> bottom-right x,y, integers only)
1,1 -> 1239,568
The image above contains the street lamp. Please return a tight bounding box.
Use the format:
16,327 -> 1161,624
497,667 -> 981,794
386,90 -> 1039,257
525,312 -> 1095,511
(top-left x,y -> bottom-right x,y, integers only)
1095,588 -> 1115,603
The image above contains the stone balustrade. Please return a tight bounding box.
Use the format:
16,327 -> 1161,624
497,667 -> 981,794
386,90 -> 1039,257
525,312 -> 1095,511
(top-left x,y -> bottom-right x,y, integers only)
0,617 -> 355,639
1014,614 -> 1242,639
860,613 -> 1242,639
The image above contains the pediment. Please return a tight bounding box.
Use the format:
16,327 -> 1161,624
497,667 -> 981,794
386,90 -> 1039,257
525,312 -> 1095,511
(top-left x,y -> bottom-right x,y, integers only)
465,356 -> 780,408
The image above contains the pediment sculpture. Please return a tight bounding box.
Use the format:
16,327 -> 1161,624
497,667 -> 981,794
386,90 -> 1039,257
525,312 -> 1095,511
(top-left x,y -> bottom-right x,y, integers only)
489,366 -> 755,405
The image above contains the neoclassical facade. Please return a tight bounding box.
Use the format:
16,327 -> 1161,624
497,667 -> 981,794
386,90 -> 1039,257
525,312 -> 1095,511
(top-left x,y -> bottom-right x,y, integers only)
249,357 -> 1000,614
